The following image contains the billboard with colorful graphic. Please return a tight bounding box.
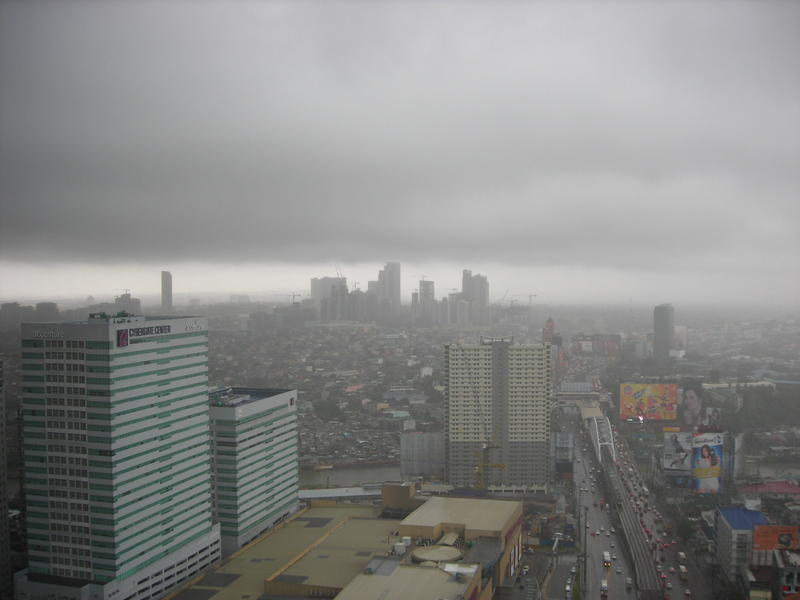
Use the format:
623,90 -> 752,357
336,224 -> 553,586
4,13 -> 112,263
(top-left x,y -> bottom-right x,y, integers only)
619,383 -> 678,421
663,432 -> 693,472
753,525 -> 800,551
692,432 -> 723,494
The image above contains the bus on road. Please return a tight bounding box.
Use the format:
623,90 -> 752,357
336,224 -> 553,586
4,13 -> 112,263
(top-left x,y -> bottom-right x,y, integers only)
603,551 -> 612,568
679,565 -> 689,581
600,579 -> 609,598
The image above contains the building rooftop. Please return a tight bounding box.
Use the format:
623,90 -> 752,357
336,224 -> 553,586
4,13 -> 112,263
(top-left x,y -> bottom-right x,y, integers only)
209,386 -> 293,407
719,507 -> 769,531
27,313 -> 202,326
335,558 -> 478,600
400,496 -> 520,535
168,505 -> 388,600
269,515 -> 398,588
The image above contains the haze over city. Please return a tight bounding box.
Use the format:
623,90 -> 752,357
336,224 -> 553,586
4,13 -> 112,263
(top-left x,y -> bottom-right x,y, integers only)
1,3 -> 800,600
1,2 -> 798,307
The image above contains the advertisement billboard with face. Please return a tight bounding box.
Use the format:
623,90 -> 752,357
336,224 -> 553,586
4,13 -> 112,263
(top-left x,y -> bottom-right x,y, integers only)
753,525 -> 800,551
619,383 -> 678,421
692,432 -> 723,494
705,407 -> 722,427
680,383 -> 706,428
663,432 -> 693,472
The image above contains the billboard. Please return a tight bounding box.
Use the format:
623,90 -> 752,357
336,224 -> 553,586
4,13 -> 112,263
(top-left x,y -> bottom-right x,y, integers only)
619,383 -> 678,421
663,432 -> 693,472
680,383 -> 706,428
705,407 -> 722,427
753,525 -> 800,551
692,432 -> 723,494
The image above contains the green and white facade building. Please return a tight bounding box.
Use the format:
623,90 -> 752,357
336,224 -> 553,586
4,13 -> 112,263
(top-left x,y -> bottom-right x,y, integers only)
16,314 -> 221,600
209,387 -> 299,556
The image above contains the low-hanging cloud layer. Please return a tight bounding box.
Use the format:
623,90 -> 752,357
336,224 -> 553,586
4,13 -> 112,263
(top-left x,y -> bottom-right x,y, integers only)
1,2 -> 798,304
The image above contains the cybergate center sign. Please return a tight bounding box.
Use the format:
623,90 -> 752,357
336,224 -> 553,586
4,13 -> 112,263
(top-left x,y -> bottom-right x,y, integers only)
116,325 -> 172,347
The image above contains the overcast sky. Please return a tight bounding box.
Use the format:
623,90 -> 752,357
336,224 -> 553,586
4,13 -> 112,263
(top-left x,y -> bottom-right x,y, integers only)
1,1 -> 798,307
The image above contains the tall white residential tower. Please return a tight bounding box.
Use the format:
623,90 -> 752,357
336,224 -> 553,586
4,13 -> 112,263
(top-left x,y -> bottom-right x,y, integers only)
445,337 -> 552,492
16,313 -> 220,600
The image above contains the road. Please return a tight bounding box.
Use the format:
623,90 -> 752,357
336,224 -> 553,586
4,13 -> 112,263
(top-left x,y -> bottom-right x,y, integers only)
611,423 -> 714,600
573,436 -> 634,599
584,416 -> 663,599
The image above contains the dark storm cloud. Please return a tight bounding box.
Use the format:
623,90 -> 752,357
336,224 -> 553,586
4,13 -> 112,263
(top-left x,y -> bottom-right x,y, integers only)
1,2 -> 798,278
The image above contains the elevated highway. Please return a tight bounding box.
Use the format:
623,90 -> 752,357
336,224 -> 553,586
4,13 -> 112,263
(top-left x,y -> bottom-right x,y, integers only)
587,416 -> 663,600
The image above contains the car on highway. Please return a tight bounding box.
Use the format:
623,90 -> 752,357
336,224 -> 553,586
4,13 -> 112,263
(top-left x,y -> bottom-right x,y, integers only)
684,590 -> 691,597
610,528 -> 615,534
611,554 -> 617,560
666,582 -> 673,590
616,567 -> 622,574
610,542 -> 615,548
571,566 -> 576,574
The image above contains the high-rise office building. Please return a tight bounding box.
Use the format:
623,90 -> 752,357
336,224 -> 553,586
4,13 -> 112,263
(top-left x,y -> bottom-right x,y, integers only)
383,262 -> 401,313
653,303 -> 674,368
161,271 -> 173,312
444,337 -> 552,492
35,303 -> 60,322
542,317 -> 555,343
418,280 -> 436,327
209,387 -> 299,556
460,270 -> 490,326
17,314 -> 220,600
374,262 -> 401,323
310,277 -> 347,315
0,357 -> 11,598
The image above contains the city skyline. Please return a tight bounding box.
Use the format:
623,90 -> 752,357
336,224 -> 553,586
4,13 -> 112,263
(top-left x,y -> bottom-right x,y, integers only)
2,260 -> 798,310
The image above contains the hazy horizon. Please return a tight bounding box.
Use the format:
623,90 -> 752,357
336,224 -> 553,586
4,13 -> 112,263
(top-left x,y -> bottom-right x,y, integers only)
1,2 -> 798,307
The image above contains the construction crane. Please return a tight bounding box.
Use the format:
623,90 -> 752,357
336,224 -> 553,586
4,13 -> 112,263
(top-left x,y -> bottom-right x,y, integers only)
512,293 -> 538,306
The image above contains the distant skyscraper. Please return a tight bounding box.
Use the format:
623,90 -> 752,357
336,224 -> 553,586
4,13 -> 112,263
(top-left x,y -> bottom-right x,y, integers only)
543,317 -> 555,343
310,276 -> 347,315
320,281 -> 348,322
209,387 -> 299,556
445,337 -> 552,491
113,291 -> 141,313
418,280 -> 436,327
460,269 -> 490,325
653,303 -> 675,367
161,270 -> 173,311
17,314 -> 220,600
375,262 -> 401,324
35,302 -> 60,322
